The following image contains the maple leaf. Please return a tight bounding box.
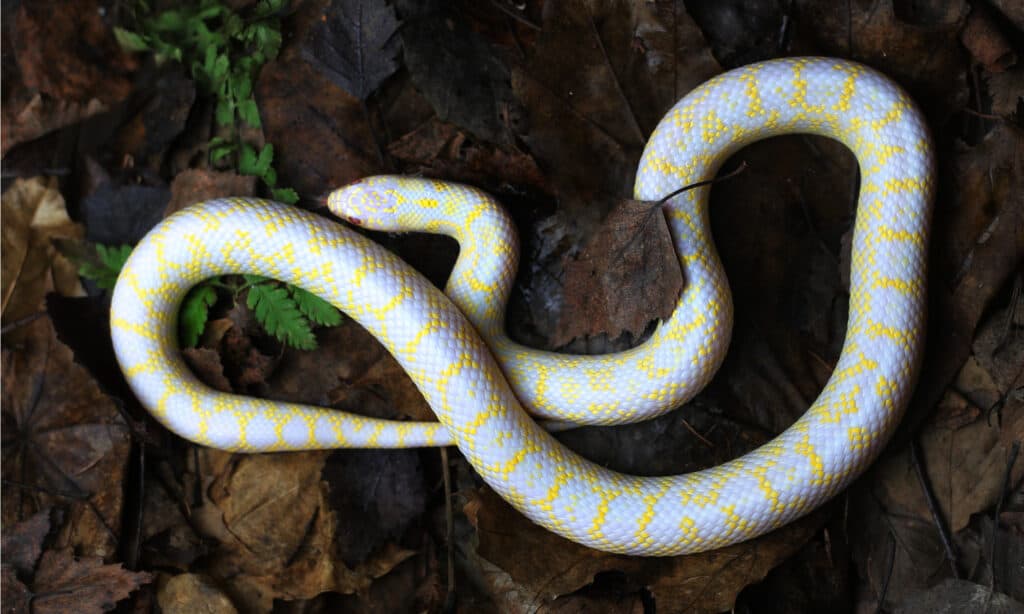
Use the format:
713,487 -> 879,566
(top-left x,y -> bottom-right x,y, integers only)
30,549 -> 151,614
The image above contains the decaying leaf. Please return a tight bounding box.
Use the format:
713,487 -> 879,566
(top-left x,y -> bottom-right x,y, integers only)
30,548 -> 151,614
1,507 -> 54,576
188,449 -> 419,612
396,1 -> 518,145
553,198 -> 683,347
256,56 -> 380,196
1,316 -> 130,559
303,0 -> 402,101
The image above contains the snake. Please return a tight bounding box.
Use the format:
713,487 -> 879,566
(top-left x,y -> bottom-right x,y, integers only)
111,57 -> 934,555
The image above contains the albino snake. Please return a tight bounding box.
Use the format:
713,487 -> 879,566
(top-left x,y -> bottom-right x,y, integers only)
111,57 -> 934,555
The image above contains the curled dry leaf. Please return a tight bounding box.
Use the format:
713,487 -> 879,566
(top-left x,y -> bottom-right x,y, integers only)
387,118 -> 547,193
0,177 -> 84,325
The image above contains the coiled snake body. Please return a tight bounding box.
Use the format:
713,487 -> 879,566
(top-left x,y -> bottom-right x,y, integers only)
111,58 -> 934,555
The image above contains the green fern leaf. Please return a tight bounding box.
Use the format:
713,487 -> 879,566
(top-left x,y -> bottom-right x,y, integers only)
290,286 -> 342,326
246,282 -> 316,349
79,244 -> 133,290
179,283 -> 218,348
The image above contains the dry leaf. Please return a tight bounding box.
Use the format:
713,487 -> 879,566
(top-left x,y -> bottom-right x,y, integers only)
256,57 -> 380,198
0,507 -> 54,576
303,0 -> 402,101
31,549 -> 151,614
190,449 -> 419,613
554,198 -> 683,347
1,316 -> 130,559
157,573 -> 238,614
0,177 -> 84,324
166,169 -> 257,217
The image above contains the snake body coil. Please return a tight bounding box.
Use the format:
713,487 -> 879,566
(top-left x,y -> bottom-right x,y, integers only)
112,58 -> 934,555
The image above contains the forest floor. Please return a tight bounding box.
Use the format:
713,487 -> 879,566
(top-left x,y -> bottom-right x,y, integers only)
1,1 -> 1022,613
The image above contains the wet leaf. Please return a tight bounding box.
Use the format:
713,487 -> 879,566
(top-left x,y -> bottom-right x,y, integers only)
396,1 -> 517,145
303,0 -> 402,101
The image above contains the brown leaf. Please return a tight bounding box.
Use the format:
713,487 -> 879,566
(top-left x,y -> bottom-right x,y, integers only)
157,573 -> 238,614
1,316 -> 130,558
894,579 -> 1023,614
387,118 -> 547,193
267,320 -> 435,423
468,488 -> 824,614
13,0 -> 136,104
1,565 -> 31,614
553,198 -> 683,347
1,507 -> 53,575
256,57 -> 380,198
0,178 -> 84,326
960,5 -> 1017,73
181,348 -> 233,393
31,549 -> 151,614
0,94 -> 109,158
166,170 -> 258,217
192,449 -> 418,613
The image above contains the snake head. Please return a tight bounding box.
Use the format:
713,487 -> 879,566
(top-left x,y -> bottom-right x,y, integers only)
326,176 -> 403,231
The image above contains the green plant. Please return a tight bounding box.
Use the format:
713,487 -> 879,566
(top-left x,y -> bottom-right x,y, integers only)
78,244 -> 134,290
91,0 -> 341,349
116,0 -> 298,203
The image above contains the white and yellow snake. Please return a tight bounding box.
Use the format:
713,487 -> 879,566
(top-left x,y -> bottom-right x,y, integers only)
111,58 -> 934,555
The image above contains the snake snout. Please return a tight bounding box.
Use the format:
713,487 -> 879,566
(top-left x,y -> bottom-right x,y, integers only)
325,177 -> 400,230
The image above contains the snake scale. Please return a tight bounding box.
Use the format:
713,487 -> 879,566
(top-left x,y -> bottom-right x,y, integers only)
111,58 -> 934,555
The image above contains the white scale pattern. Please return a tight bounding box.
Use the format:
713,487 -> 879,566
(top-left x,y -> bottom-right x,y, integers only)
111,58 -> 934,555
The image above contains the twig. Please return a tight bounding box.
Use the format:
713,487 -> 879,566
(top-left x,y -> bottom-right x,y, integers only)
488,0 -> 541,31
910,439 -> 960,578
1,311 -> 47,334
680,418 -> 714,449
874,529 -> 896,614
440,447 -> 456,611
613,161 -> 749,262
653,160 -> 749,209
